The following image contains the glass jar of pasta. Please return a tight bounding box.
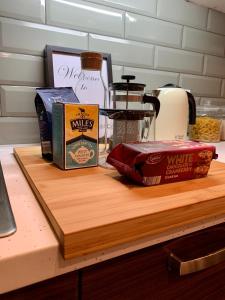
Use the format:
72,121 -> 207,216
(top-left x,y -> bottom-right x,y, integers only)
189,106 -> 222,142
221,113 -> 225,141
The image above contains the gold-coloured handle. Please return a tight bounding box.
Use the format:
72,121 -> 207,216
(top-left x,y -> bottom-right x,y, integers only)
168,247 -> 225,276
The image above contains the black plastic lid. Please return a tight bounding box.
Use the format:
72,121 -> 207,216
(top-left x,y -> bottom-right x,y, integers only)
109,75 -> 146,91
109,82 -> 145,91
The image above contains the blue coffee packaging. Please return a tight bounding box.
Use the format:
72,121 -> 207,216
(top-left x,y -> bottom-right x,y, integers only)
35,87 -> 79,160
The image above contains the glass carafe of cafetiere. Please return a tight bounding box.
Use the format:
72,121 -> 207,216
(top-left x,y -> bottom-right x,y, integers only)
99,75 -> 160,157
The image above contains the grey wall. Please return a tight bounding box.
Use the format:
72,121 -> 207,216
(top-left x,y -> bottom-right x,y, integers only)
1,0 -> 225,144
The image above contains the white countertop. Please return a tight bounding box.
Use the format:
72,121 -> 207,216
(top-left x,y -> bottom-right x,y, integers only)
1,142 -> 225,294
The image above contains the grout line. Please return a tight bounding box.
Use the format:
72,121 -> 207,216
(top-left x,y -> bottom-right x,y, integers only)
153,45 -> 156,69
156,0 -> 159,17
202,55 -> 206,75
178,73 -> 181,86
45,0 -> 47,25
123,11 -> 126,39
219,78 -> 223,97
119,64 -> 222,81
181,25 -> 184,49
87,33 -> 90,50
206,7 -> 210,32
221,80 -> 224,97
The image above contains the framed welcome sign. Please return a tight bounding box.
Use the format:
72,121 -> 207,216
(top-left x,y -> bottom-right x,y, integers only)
45,45 -> 113,106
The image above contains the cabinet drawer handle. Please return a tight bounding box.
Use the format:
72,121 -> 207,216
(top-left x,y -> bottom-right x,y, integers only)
168,246 -> 225,276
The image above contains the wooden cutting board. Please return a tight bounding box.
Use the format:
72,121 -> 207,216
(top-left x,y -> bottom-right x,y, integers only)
14,146 -> 225,260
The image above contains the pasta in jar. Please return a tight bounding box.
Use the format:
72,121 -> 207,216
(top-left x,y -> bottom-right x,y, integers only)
189,116 -> 222,142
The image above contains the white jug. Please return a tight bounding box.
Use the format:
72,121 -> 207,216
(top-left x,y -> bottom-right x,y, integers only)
153,85 -> 196,140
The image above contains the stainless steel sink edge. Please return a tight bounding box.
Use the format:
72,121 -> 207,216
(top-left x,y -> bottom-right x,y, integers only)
0,162 -> 17,238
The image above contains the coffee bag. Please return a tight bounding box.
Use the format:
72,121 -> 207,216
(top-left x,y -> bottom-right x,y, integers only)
35,87 -> 79,160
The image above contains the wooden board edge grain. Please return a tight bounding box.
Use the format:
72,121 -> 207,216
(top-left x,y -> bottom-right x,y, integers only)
13,148 -> 65,249
63,195 -> 225,259
13,146 -> 225,260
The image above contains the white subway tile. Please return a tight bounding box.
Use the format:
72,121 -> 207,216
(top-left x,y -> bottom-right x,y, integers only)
0,17 -> 88,56
0,117 -> 40,144
183,27 -> 225,56
204,55 -> 225,78
157,0 -> 208,29
124,67 -> 179,90
0,52 -> 44,86
125,13 -> 182,48
84,0 -> 157,17
180,74 -> 221,97
207,9 -> 225,36
89,34 -> 154,68
0,0 -> 45,24
1,86 -> 37,117
155,46 -> 203,74
112,65 -> 123,82
46,0 -> 124,38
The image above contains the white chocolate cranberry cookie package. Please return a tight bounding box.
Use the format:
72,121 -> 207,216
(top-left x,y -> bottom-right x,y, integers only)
107,140 -> 218,186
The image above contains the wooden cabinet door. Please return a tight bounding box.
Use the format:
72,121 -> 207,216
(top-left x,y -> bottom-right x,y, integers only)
81,224 -> 225,300
0,271 -> 79,300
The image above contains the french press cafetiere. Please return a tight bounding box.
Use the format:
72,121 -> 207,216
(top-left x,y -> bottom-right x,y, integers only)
99,75 -> 160,153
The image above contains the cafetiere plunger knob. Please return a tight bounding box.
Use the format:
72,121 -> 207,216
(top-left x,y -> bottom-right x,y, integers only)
122,75 -> 135,83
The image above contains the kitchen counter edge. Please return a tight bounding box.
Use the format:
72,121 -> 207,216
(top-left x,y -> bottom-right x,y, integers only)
0,143 -> 225,294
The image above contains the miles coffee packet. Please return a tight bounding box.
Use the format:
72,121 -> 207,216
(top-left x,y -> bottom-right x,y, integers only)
35,87 -> 79,160
106,140 -> 218,186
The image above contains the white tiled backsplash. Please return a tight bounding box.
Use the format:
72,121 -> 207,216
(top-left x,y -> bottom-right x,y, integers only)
1,0 -> 225,144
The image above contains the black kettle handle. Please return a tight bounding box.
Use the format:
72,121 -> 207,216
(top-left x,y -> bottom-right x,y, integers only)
143,95 -> 160,118
161,83 -> 196,124
187,91 -> 196,125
